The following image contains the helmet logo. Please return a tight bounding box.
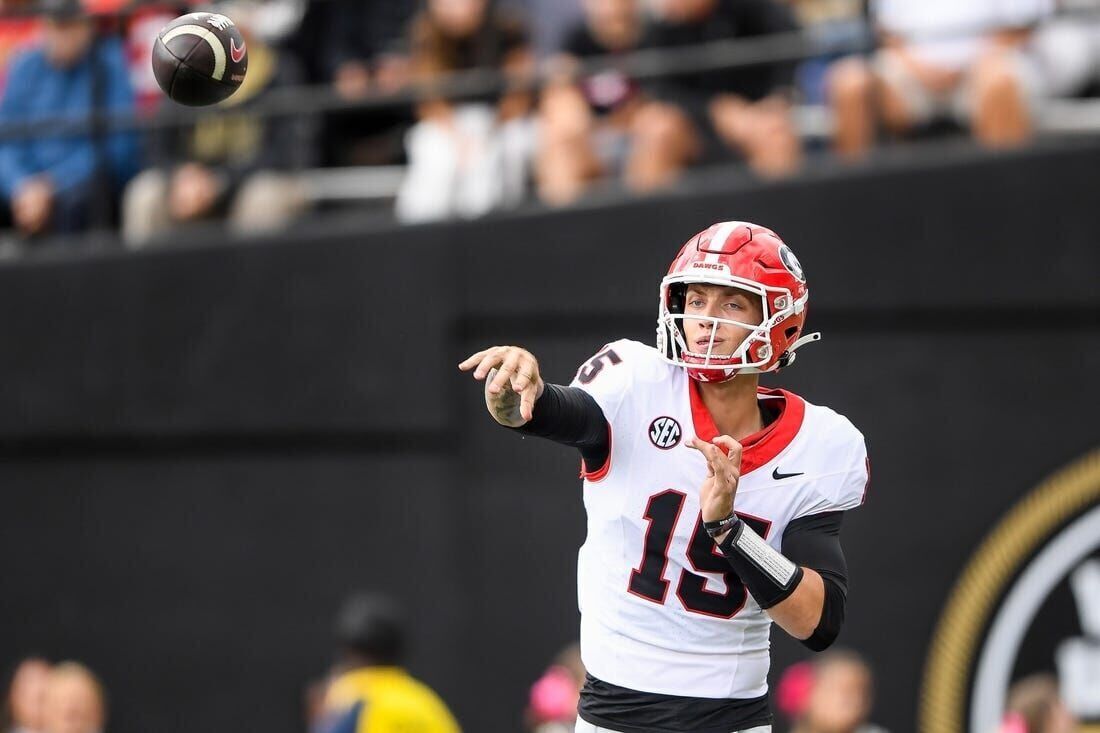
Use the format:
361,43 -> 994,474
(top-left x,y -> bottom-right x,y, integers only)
778,245 -> 805,282
648,417 -> 682,449
690,262 -> 730,274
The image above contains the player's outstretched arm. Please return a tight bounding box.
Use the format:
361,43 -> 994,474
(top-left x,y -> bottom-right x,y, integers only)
459,346 -> 611,472
695,436 -> 836,644
459,345 -> 545,427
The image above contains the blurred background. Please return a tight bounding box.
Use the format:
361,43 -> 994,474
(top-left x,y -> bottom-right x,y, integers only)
0,0 -> 1098,732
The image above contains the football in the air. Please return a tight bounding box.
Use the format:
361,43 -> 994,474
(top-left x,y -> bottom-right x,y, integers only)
152,12 -> 248,106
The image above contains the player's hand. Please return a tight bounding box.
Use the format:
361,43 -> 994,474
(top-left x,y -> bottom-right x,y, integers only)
692,435 -> 743,523
458,345 -> 545,427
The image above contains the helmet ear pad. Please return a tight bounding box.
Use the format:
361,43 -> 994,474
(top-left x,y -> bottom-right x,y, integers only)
667,282 -> 689,345
668,282 -> 686,316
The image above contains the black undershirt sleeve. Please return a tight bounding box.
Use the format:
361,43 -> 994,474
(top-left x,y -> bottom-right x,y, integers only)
515,383 -> 610,471
781,510 -> 849,651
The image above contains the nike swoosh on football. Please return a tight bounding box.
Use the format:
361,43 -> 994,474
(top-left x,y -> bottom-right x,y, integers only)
230,38 -> 246,63
772,468 -> 804,480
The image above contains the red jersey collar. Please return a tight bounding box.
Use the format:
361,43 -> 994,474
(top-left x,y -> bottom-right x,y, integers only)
688,381 -> 805,475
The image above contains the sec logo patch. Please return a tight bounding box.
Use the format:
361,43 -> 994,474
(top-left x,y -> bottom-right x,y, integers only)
649,417 -> 682,449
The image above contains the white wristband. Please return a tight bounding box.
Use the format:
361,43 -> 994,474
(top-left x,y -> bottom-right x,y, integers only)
733,521 -> 798,587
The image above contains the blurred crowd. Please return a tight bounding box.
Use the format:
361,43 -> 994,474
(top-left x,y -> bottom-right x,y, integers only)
2,0 -> 1100,246
2,609 -> 1086,733
298,588 -> 901,733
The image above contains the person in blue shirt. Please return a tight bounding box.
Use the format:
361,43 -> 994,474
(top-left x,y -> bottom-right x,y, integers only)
0,0 -> 138,238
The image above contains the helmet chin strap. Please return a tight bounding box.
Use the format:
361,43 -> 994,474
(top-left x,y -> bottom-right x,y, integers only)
775,332 -> 821,369
732,331 -> 822,375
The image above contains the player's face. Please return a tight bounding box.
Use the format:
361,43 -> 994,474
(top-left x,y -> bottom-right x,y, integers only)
682,284 -> 763,357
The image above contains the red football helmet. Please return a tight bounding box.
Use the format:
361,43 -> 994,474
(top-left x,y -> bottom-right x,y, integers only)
656,221 -> 819,382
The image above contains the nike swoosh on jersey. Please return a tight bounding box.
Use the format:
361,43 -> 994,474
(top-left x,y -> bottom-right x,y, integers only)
772,467 -> 804,480
230,38 -> 246,63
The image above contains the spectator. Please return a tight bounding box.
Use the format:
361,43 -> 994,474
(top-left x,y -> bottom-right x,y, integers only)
0,0 -> 40,94
538,0 -> 795,200
787,0 -> 867,104
640,0 -> 803,181
827,0 -> 1072,157
775,660 -> 815,722
4,658 -> 50,733
790,650 -> 888,733
535,0 -> 656,203
525,643 -> 585,733
121,1 -> 315,245
999,674 -> 1077,733
0,0 -> 138,238
313,592 -> 460,733
39,663 -> 105,733
318,0 -> 416,167
394,0 -> 535,222
324,0 -> 415,99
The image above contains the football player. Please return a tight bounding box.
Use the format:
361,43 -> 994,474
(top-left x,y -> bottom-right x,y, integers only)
460,221 -> 868,733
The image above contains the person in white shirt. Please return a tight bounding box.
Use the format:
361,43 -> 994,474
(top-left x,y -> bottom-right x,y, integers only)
461,221 -> 868,733
827,0 -> 1069,156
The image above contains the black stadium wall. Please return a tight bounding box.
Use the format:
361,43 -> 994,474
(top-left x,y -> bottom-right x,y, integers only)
1,141 -> 1098,733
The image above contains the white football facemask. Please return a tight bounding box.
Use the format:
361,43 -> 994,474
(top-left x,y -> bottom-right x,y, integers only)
656,273 -> 815,377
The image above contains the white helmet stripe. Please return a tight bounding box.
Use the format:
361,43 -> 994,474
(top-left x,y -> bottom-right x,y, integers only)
709,221 -> 743,251
162,24 -> 227,81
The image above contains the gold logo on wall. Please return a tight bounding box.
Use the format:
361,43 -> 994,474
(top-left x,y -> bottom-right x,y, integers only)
921,448 -> 1100,732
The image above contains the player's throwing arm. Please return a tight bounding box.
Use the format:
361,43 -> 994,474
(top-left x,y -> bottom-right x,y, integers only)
458,346 -> 545,427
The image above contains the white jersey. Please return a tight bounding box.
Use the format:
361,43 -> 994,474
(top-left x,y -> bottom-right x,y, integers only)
570,339 -> 868,700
